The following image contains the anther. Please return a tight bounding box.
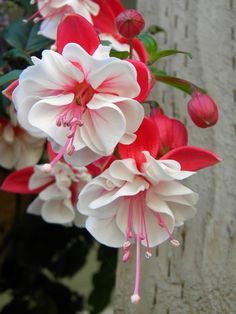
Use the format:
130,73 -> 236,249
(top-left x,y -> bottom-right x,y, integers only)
145,251 -> 152,259
123,241 -> 131,250
131,294 -> 140,304
170,239 -> 180,246
122,251 -> 130,263
33,17 -> 40,23
41,163 -> 52,173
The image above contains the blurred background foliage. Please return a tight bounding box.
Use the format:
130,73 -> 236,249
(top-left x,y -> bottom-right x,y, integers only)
0,1 -> 119,313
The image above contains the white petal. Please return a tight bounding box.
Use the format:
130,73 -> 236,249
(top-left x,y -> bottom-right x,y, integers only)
93,44 -> 112,60
27,197 -> 43,215
29,166 -> 52,190
39,15 -> 62,40
142,208 -> 174,247
89,177 -> 148,209
78,182 -> 118,218
86,216 -> 125,247
64,146 -> 102,167
39,184 -> 71,201
154,181 -> 197,198
28,97 -> 74,146
108,159 -> 140,182
88,59 -> 140,98
81,99 -> 126,154
63,43 -> 94,76
146,190 -> 175,218
41,199 -> 75,224
167,202 -> 196,224
115,99 -> 144,135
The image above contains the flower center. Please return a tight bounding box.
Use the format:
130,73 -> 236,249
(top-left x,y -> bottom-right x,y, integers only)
42,81 -> 95,173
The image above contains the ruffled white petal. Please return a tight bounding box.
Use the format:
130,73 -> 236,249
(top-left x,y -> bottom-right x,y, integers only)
86,216 -> 125,247
41,199 -> 75,224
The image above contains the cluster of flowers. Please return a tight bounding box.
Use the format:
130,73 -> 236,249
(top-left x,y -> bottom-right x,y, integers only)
1,0 -> 220,304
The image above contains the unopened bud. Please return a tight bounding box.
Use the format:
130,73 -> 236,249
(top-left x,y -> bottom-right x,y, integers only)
187,91 -> 219,128
115,9 -> 145,39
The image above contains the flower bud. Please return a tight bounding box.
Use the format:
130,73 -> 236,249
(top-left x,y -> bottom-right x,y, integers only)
115,9 -> 145,39
187,91 -> 219,128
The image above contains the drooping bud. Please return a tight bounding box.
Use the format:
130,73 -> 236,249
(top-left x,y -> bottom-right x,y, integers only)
187,91 -> 219,128
115,9 -> 145,39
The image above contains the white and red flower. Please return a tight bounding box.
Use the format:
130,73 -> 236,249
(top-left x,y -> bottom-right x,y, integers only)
77,117 -> 221,303
2,161 -> 91,226
0,105 -> 44,170
28,0 -> 100,39
13,15 -> 150,168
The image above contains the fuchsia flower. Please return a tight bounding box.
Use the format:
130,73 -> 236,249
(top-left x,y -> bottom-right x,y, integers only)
187,90 -> 219,128
0,106 -> 44,170
2,161 -> 91,226
27,0 -> 100,39
77,117 -> 221,303
13,15 -> 149,169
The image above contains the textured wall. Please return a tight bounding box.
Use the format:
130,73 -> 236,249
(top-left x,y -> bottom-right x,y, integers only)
114,1 -> 236,313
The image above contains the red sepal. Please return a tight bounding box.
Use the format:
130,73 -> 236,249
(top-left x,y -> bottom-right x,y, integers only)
93,0 -> 124,33
1,167 -> 40,194
118,117 -> 160,169
128,59 -> 150,102
160,146 -> 221,171
2,79 -> 19,101
57,14 -> 100,55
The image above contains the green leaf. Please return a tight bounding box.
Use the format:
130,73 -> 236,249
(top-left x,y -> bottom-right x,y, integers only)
3,20 -> 52,53
110,50 -> 129,59
0,70 -> 22,87
152,49 -> 192,63
138,33 -> 158,64
4,48 -> 32,64
151,67 -> 206,95
147,25 -> 165,34
25,24 -> 53,53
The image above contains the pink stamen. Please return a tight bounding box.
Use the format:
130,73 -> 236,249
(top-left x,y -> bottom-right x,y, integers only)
157,213 -> 180,246
131,233 -> 141,304
126,198 -> 134,240
140,193 -> 151,258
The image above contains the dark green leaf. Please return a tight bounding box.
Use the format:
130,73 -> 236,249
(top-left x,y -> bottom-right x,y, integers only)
151,67 -> 206,95
138,33 -> 158,64
25,24 -> 53,53
110,50 -> 129,59
4,48 -> 32,64
3,20 -> 31,50
147,25 -> 165,34
3,20 -> 52,53
0,70 -> 22,86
